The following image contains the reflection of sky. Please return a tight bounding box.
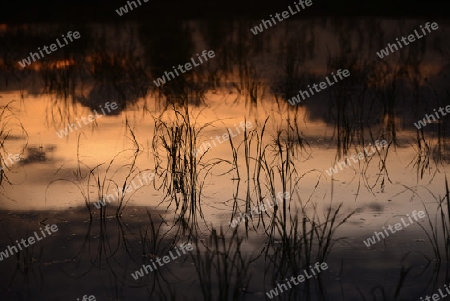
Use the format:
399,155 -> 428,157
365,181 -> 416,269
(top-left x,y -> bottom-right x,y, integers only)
0,19 -> 447,238
1,94 -> 446,219
0,20 -> 450,301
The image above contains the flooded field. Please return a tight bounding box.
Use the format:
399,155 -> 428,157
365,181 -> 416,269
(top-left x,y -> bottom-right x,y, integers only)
0,19 -> 450,300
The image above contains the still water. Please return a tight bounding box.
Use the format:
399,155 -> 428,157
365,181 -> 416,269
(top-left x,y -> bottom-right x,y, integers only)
0,18 -> 449,300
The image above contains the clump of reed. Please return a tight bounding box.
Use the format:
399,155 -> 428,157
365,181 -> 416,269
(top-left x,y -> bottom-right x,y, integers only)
417,176 -> 450,263
407,133 -> 432,181
241,116 -> 354,296
151,103 -> 227,235
226,116 -> 265,233
258,191 -> 355,300
190,227 -> 251,301
352,134 -> 393,197
265,190 -> 356,278
221,108 -> 354,299
226,113 -> 310,236
0,100 -> 28,188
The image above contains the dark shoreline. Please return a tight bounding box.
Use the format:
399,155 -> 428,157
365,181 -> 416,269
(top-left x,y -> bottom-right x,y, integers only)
1,1 -> 450,23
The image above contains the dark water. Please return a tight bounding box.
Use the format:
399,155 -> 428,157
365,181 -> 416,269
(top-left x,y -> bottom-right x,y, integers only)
0,19 -> 450,300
